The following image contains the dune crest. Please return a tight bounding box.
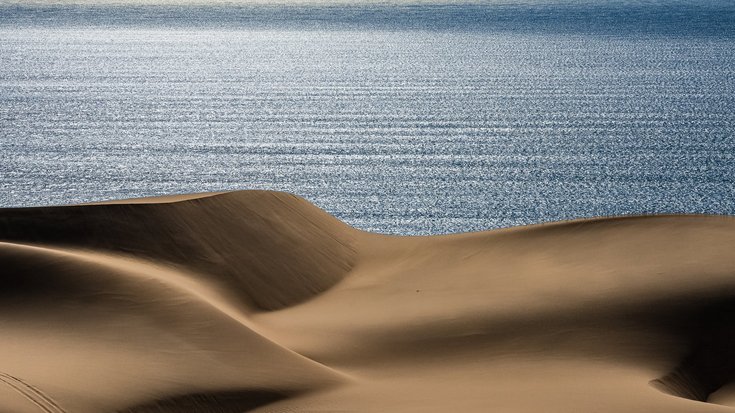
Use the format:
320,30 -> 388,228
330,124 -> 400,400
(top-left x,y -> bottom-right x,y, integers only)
2,190 -> 735,412
0,190 -> 357,311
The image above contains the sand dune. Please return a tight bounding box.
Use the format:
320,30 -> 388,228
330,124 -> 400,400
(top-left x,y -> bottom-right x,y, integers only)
0,191 -> 357,311
1,190 -> 735,412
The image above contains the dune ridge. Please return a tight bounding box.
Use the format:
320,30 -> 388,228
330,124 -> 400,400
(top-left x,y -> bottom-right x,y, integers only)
0,190 -> 357,311
1,190 -> 735,412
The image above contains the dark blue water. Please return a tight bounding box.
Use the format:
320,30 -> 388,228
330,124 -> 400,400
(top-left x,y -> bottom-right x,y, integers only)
1,2 -> 734,234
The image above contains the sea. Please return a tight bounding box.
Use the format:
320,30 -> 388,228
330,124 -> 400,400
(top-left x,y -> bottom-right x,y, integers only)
1,1 -> 734,234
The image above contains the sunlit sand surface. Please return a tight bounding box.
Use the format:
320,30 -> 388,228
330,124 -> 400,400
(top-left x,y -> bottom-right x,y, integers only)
1,190 -> 734,411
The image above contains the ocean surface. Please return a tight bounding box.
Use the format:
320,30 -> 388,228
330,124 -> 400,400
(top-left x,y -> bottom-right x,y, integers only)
1,1 -> 734,234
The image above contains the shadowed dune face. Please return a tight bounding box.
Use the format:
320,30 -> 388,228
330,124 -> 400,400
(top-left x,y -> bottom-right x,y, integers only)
0,191 -> 357,311
117,390 -> 289,413
2,190 -> 735,412
652,302 -> 735,403
0,241 -> 344,413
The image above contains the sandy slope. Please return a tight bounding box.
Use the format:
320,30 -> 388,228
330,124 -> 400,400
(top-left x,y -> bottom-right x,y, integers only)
1,190 -> 735,412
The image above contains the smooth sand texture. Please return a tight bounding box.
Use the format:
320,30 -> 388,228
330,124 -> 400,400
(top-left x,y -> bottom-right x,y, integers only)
1,190 -> 735,412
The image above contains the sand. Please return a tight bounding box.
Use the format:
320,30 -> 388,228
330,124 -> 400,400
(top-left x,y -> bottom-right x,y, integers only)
1,190 -> 735,412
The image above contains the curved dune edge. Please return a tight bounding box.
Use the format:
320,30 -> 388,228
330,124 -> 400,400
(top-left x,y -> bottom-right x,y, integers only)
0,190 -> 358,311
80,191 -> 228,205
1,190 -> 735,412
0,240 -> 347,413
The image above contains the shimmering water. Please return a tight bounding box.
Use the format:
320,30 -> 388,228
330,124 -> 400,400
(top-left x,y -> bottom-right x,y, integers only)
1,2 -> 734,234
